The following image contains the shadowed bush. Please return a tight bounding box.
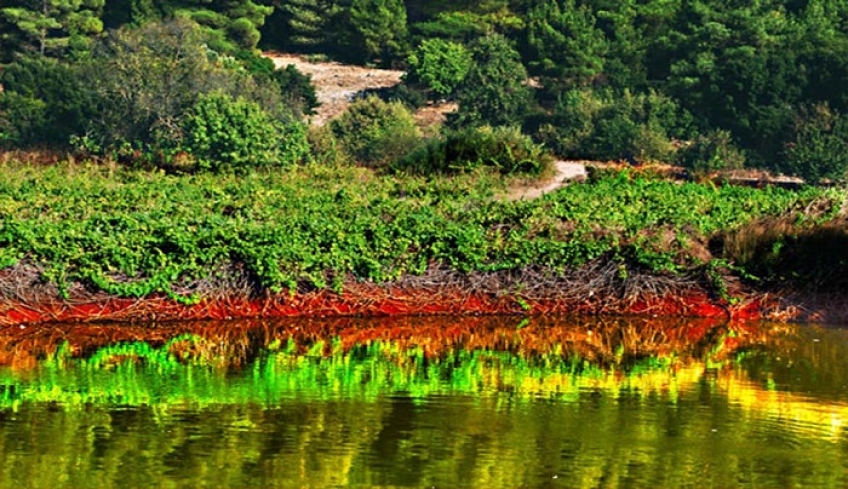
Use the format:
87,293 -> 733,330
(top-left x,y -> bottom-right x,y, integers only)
717,198 -> 848,289
395,126 -> 553,176
676,129 -> 746,178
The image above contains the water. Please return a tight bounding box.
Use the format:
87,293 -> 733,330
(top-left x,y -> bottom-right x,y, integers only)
0,317 -> 846,488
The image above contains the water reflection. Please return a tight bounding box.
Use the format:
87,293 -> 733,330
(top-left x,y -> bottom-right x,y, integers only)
0,316 -> 846,488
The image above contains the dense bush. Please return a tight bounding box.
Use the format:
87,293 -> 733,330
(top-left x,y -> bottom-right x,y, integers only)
537,89 -> 691,162
0,55 -> 91,148
449,35 -> 531,129
0,91 -> 48,149
272,64 -> 320,116
330,96 -> 421,169
396,126 -> 553,176
404,38 -> 473,99
233,50 -> 320,117
53,18 -> 308,172
676,130 -> 746,178
781,103 -> 848,184
182,92 -> 308,173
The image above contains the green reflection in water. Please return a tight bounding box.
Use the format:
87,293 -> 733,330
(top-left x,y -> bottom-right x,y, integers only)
0,319 -> 846,488
1,337 -> 681,408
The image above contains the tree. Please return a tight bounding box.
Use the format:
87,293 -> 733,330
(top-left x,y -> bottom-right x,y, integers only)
82,18 -> 287,151
169,0 -> 273,51
524,0 -> 607,90
0,0 -> 104,58
276,0 -> 343,51
408,0 -> 521,40
348,0 -> 408,64
450,34 -> 531,129
182,91 -> 297,172
330,95 -> 420,168
404,38 -> 472,99
0,55 -> 92,146
782,103 -> 848,184
653,0 -> 802,165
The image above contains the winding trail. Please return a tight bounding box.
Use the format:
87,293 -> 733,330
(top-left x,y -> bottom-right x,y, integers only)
507,160 -> 588,200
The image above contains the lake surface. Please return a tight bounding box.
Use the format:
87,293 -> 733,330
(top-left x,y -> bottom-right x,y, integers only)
0,316 -> 846,488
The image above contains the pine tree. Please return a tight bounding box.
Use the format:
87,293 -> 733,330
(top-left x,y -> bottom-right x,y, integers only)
525,0 -> 607,89
170,0 -> 273,51
451,34 -> 531,128
348,0 -> 407,64
0,0 -> 104,57
278,0 -> 343,51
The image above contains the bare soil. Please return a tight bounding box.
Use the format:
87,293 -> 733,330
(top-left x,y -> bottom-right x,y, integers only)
267,52 -> 406,126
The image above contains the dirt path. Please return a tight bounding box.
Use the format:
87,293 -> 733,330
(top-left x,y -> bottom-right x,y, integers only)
507,161 -> 588,200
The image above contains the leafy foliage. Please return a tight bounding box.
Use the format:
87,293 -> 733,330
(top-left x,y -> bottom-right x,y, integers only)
537,88 -> 690,162
449,34 -> 531,129
396,125 -> 552,176
271,0 -> 344,53
404,38 -> 472,100
0,0 -> 104,58
781,103 -> 848,184
524,0 -> 607,90
348,0 -> 409,65
171,0 -> 273,52
271,64 -> 320,116
0,162 -> 834,300
230,50 -> 320,117
0,55 -> 92,148
76,19 -> 295,166
181,92 -> 306,173
676,130 -> 746,178
330,96 -> 421,169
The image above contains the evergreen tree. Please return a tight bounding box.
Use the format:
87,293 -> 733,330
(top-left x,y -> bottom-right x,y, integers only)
524,0 -> 607,89
450,34 -> 531,128
169,0 -> 273,51
281,0 -> 336,50
348,0 -> 408,64
0,0 -> 104,58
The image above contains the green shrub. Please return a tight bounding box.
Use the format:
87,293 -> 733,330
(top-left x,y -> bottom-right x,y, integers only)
538,88 -> 690,163
449,35 -> 531,129
330,96 -> 421,169
0,92 -> 48,149
279,121 -> 313,166
228,17 -> 262,50
272,64 -> 320,116
676,130 -> 746,177
358,83 -> 427,113
308,125 -> 352,167
396,126 -> 553,176
232,52 -> 320,117
182,92 -> 293,173
82,19 -> 292,157
404,39 -> 473,99
0,55 -> 90,148
781,103 -> 848,184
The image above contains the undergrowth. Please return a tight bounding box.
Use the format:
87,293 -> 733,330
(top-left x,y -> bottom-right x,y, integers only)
0,161 -> 840,300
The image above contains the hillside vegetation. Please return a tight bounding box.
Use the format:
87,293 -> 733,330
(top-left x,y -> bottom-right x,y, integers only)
1,1 -> 848,182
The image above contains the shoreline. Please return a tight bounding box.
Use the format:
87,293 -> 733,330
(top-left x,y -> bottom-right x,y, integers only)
2,276 -> 838,326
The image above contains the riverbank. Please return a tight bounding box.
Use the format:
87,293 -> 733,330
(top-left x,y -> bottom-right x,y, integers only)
2,269 -> 846,325
0,162 -> 845,326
